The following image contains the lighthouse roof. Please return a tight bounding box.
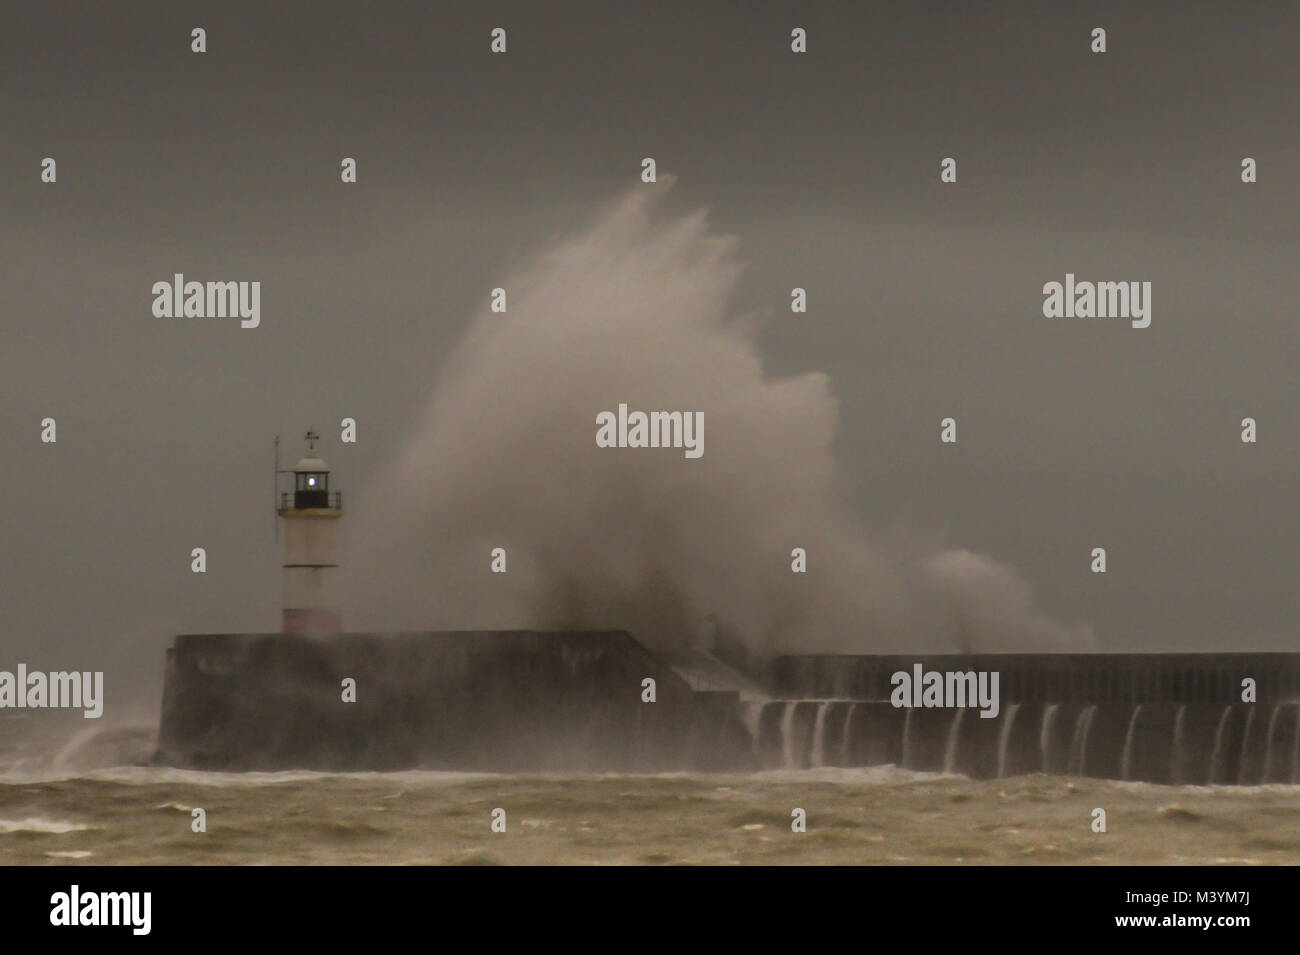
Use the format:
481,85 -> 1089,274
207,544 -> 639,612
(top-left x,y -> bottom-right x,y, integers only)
294,456 -> 329,472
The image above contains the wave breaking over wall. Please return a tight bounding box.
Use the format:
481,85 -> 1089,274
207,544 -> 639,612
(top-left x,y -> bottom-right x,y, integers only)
345,183 -> 1092,656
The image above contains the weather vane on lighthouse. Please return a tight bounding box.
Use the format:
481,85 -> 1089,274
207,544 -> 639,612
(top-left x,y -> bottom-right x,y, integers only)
273,428 -> 343,634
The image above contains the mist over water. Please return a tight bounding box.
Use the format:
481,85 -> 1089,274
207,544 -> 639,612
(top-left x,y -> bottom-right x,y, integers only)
345,182 -> 1092,656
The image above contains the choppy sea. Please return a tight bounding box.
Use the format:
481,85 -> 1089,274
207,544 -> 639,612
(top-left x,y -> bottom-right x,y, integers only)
2,713 -> 1298,865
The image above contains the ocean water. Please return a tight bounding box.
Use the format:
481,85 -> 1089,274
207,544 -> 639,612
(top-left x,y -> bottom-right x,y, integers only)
2,716 -> 1300,864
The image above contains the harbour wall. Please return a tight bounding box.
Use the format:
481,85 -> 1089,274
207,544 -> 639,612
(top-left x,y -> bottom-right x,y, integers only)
154,630 -> 753,772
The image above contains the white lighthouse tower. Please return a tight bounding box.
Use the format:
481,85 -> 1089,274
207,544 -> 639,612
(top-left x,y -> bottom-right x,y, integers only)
277,430 -> 343,634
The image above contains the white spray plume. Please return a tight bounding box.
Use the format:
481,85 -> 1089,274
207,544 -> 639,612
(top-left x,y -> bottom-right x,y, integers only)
344,181 -> 1093,655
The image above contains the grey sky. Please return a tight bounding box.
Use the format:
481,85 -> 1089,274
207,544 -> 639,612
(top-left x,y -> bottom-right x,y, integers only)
2,1 -> 1298,703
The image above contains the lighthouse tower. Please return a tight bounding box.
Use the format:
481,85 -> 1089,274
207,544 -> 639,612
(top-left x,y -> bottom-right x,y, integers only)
277,430 -> 343,634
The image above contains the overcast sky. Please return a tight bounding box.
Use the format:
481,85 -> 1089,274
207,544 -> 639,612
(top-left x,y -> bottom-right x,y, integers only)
2,1 -> 1299,701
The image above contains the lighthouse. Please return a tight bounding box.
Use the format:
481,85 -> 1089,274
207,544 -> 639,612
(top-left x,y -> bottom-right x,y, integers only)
277,430 -> 343,634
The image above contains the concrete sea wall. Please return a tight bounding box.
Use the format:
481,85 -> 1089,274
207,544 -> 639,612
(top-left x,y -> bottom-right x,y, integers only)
770,653 -> 1300,703
155,630 -> 753,772
157,637 -> 1300,782
758,653 -> 1300,783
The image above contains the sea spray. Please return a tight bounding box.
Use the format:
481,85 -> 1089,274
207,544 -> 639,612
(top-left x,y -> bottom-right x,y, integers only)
344,181 -> 1091,656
